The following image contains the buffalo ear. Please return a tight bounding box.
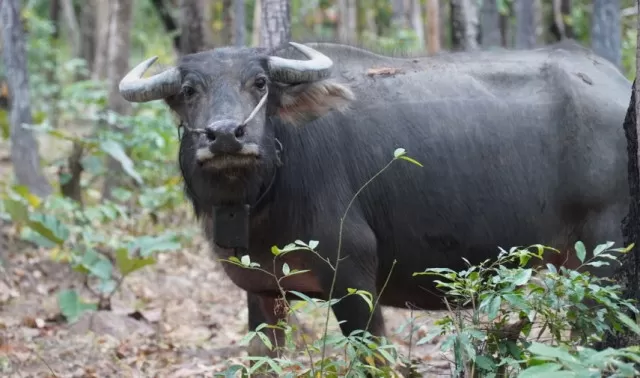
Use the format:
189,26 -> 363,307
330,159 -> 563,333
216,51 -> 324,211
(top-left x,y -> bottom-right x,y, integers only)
275,79 -> 355,126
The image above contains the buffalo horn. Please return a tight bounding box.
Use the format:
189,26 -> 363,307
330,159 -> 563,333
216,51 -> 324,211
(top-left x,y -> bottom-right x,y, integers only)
119,56 -> 181,102
268,42 -> 333,83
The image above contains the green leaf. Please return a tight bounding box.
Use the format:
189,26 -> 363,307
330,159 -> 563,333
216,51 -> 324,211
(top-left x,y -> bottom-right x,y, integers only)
116,248 -> 156,276
347,288 -> 374,312
527,342 -> 579,364
57,289 -> 97,323
27,213 -> 69,245
518,363 -> 563,378
474,355 -> 495,372
503,293 -> 532,313
399,155 -> 424,167
513,269 -> 533,286
90,259 -> 113,280
617,312 -> 640,336
487,295 -> 502,321
594,241 -> 615,257
308,240 -> 319,249
241,255 -> 251,266
3,198 -> 29,223
99,140 -> 143,185
126,234 -> 180,257
282,262 -> 290,275
574,241 -> 586,263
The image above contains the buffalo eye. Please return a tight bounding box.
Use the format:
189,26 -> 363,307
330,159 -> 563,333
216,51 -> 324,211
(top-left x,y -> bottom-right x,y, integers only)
254,77 -> 267,90
182,85 -> 196,98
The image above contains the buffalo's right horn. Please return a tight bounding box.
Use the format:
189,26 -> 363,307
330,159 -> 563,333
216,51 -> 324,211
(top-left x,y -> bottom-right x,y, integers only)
119,56 -> 181,102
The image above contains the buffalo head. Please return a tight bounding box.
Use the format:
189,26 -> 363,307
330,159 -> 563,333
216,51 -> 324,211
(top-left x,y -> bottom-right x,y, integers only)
119,43 -> 354,176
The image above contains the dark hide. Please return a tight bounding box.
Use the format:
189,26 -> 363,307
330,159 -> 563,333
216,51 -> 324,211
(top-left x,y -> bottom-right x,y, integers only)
160,41 -> 631,356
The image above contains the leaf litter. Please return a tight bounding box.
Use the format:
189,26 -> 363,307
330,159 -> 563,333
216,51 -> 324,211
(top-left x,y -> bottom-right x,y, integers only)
0,219 -> 454,377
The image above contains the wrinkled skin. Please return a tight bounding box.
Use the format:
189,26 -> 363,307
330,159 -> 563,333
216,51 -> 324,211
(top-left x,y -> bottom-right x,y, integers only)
120,41 -> 632,366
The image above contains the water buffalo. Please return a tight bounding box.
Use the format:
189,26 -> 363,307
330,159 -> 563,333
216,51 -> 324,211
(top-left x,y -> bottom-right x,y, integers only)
118,40 -> 632,360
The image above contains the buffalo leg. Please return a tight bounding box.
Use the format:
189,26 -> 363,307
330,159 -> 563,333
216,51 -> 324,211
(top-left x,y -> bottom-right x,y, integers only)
316,222 -> 388,371
246,292 -> 287,359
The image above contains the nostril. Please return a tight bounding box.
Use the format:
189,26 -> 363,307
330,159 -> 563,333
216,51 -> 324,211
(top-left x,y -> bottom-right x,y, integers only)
234,125 -> 246,138
205,128 -> 216,141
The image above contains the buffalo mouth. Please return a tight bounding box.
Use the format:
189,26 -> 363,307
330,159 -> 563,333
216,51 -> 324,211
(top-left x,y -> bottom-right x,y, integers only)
195,144 -> 261,171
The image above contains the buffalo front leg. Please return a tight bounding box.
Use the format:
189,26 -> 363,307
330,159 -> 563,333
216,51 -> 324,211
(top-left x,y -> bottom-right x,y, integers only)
316,223 -> 388,373
246,292 -> 288,361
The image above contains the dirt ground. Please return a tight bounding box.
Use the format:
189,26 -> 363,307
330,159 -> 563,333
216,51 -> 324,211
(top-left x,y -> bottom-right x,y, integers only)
0,215 -> 458,378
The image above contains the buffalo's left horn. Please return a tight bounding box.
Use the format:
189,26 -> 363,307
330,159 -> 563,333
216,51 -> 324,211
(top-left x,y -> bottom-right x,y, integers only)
268,42 -> 334,83
119,56 -> 181,102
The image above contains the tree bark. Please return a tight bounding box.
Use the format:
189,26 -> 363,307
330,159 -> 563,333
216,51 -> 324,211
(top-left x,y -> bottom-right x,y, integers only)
337,0 -> 357,43
179,0 -> 212,55
426,0 -> 441,54
408,0 -> 424,48
60,0 -> 81,58
221,0 -> 234,45
514,0 -> 536,49
101,0 -> 133,199
480,0 -> 501,48
252,0 -> 261,46
234,0 -> 246,46
592,0 -> 621,68
599,0 -> 640,351
92,0 -> 111,80
0,0 -> 52,197
260,0 -> 290,50
551,0 -> 573,41
79,0 -> 96,77
391,0 -> 407,31
450,0 -> 480,51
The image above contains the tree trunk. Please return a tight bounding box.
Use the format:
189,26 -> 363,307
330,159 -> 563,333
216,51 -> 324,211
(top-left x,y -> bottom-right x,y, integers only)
0,0 -> 52,198
337,0 -> 357,43
499,0 -> 511,47
514,0 -> 536,49
234,0 -> 246,46
426,0 -> 441,54
408,0 -> 424,48
60,0 -> 81,58
592,0 -> 621,68
480,0 -> 501,48
101,0 -> 133,199
450,0 -> 480,51
260,0 -> 290,50
551,0 -> 573,41
252,0 -> 261,46
599,0 -> 640,351
179,0 -> 213,55
79,0 -> 96,77
391,0 -> 406,31
92,0 -> 110,80
221,0 -> 234,46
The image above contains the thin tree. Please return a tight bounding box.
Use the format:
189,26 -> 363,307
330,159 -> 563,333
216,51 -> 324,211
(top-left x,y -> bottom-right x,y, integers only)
591,0 -> 621,68
101,0 -> 134,199
450,0 -> 480,51
600,0 -> 640,351
234,0 -> 246,46
514,0 -> 536,49
337,0 -> 357,44
0,0 -> 53,197
260,0 -> 290,50
480,0 -> 501,48
426,0 -> 441,54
